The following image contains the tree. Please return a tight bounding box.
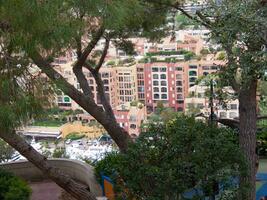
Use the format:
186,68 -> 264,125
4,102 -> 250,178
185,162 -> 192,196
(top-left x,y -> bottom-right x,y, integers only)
0,0 -> 169,152
95,116 -> 246,200
0,1 -> 170,199
147,1 -> 266,199
0,139 -> 14,163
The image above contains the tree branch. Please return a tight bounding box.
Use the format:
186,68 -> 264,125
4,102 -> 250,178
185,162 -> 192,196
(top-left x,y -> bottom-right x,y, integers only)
95,38 -> 110,72
73,66 -> 94,97
74,26 -> 105,69
30,50 -> 131,152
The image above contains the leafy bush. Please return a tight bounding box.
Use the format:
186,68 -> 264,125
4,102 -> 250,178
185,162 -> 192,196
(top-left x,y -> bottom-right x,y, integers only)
95,116 -> 247,200
106,60 -> 116,66
0,169 -> 31,200
52,148 -> 68,158
66,132 -> 85,140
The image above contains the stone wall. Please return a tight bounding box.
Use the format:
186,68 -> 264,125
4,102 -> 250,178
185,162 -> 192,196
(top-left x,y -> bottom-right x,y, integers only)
0,159 -> 102,197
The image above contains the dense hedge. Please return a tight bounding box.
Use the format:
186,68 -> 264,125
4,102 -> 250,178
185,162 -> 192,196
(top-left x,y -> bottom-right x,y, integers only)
66,132 -> 85,140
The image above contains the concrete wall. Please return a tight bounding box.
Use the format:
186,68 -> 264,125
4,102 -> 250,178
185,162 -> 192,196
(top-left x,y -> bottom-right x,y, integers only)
0,159 -> 102,197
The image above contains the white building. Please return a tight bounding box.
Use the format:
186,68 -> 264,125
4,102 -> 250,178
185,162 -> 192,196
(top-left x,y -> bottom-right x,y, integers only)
185,85 -> 239,119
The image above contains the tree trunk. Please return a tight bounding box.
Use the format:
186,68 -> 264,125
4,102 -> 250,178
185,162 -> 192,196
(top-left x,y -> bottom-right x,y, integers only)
238,80 -> 257,200
31,53 -> 131,152
0,130 -> 97,200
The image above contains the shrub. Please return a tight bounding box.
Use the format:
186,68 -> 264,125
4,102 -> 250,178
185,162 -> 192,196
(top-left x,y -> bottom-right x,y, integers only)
0,169 -> 31,200
66,132 -> 85,140
95,116 -> 247,200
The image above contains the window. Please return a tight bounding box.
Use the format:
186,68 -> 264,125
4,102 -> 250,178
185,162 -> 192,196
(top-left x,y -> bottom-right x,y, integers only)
152,67 -> 159,72
138,87 -> 144,92
154,94 -> 159,99
189,71 -> 197,76
153,87 -> 159,92
161,94 -> 167,99
177,94 -> 183,100
89,79 -> 94,85
130,124 -> 137,129
176,67 -> 183,71
137,68 -> 144,72
176,74 -> 182,79
153,74 -> 159,79
219,112 -> 227,118
230,112 -> 238,118
202,66 -> 210,70
160,67 -> 167,72
137,74 -> 144,79
138,93 -> 145,99
153,81 -> 159,86
119,77 -> 123,82
230,104 -> 238,110
189,77 -> 197,82
161,87 -> 167,92
103,79 -> 109,84
176,87 -> 183,92
102,73 -> 109,78
176,81 -> 182,86
137,80 -> 144,86
189,65 -> 197,69
203,72 -> 209,76
90,86 -> 94,91
160,74 -> 166,79
211,66 -> 218,70
57,96 -> 63,103
161,81 -> 167,86
104,86 -> 109,91
64,97 -> 70,103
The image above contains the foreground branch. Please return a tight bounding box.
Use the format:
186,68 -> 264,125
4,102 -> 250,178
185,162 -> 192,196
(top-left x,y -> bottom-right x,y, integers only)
0,130 -> 96,200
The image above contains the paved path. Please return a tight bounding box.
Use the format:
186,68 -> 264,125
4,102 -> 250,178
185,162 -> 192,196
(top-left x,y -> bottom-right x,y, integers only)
30,181 -> 62,200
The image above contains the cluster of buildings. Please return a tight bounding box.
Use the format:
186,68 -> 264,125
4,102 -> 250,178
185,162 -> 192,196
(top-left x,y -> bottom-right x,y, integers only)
47,29 -> 239,136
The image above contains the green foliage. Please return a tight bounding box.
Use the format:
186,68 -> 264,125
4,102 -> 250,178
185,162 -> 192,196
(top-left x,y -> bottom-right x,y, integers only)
184,51 -> 196,61
176,14 -> 199,29
94,152 -> 122,184
66,132 -> 85,140
52,148 -> 68,158
200,48 -> 210,55
96,116 -> 246,200
146,50 -> 192,57
0,139 -> 14,163
106,60 -> 116,66
0,169 -> 31,200
217,52 -> 226,60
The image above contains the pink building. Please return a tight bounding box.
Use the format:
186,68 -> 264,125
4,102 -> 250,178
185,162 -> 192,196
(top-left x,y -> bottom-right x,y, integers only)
136,60 -> 223,113
177,35 -> 204,55
114,103 -> 146,137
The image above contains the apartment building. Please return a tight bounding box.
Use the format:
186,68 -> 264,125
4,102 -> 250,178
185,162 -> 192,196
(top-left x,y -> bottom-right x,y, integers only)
54,62 -> 138,111
177,35 -> 204,55
114,103 -> 146,137
136,60 -> 223,113
185,85 -> 239,119
115,65 -> 137,105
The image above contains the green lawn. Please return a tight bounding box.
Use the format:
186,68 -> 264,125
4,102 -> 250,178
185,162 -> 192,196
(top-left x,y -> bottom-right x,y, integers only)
32,120 -> 64,127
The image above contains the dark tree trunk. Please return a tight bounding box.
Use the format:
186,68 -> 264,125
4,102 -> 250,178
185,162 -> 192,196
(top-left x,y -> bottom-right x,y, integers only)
238,80 -> 257,200
0,130 -> 97,200
31,54 -> 131,152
